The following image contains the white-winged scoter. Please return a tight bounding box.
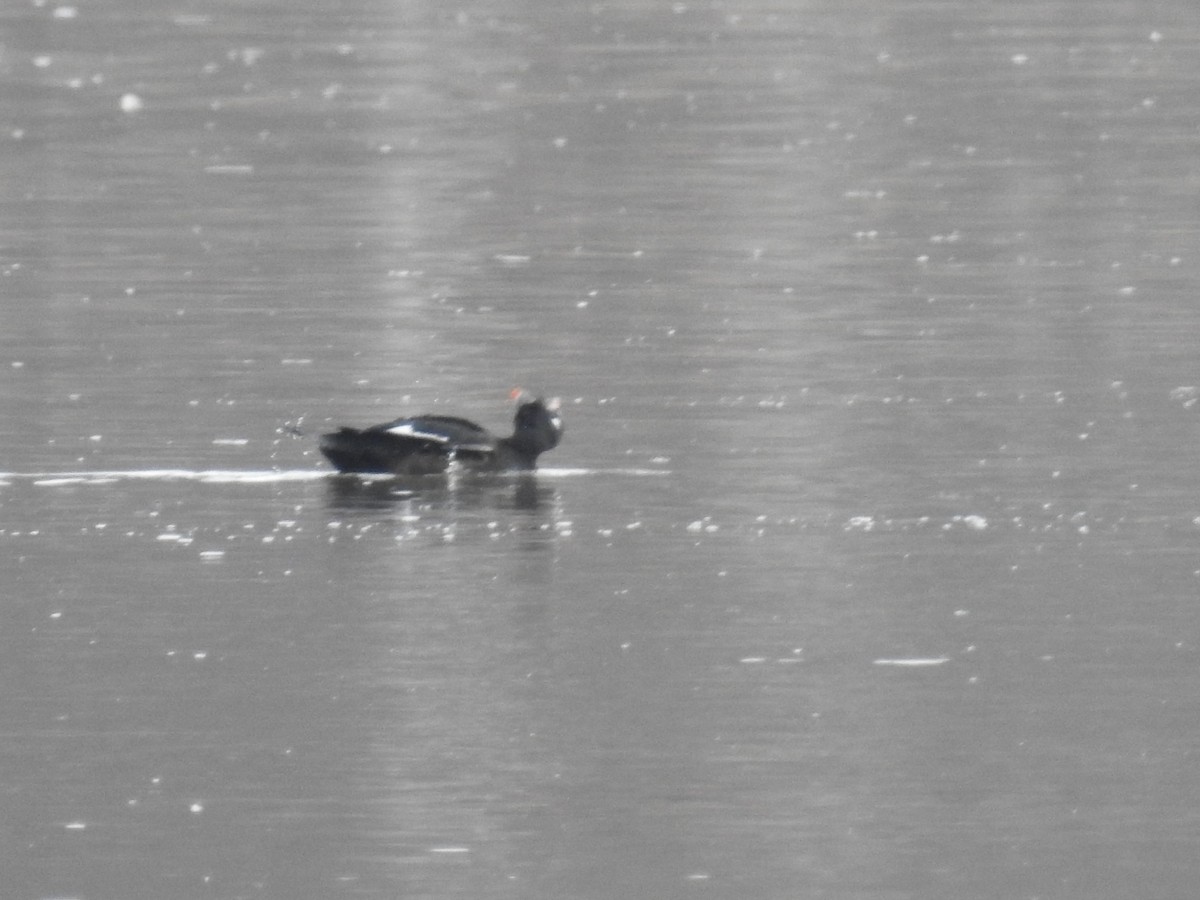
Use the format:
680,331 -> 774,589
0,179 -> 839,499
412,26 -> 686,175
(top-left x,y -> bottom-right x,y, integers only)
319,391 -> 563,475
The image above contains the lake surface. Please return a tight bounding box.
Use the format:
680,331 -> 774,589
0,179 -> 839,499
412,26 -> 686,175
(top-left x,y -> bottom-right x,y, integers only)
4,1 -> 1200,898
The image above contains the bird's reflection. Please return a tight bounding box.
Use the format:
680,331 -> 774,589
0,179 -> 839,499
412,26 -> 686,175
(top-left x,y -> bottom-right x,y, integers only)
324,471 -> 557,515
322,472 -> 564,563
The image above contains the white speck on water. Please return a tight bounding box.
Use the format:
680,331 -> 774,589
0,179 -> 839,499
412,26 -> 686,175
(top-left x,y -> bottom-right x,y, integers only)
429,846 -> 470,854
1170,386 -> 1198,406
234,46 -> 264,66
65,821 -> 87,830
119,92 -> 143,114
198,550 -> 225,561
190,802 -> 204,814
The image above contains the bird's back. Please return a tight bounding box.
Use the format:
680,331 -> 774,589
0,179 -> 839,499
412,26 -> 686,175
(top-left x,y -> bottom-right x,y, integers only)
369,414 -> 493,451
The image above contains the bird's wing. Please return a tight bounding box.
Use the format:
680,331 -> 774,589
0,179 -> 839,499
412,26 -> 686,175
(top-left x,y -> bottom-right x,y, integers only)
376,415 -> 494,453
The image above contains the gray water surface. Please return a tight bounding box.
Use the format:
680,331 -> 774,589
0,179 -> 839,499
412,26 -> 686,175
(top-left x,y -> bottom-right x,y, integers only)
5,1 -> 1200,898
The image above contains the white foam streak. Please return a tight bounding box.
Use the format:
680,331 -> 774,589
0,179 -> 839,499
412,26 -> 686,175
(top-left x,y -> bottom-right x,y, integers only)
5,470 -> 330,486
1,467 -> 668,486
873,657 -> 950,667
536,467 -> 670,477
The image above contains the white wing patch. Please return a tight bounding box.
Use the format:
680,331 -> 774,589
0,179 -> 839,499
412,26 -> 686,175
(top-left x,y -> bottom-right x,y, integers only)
384,422 -> 492,455
384,422 -> 451,443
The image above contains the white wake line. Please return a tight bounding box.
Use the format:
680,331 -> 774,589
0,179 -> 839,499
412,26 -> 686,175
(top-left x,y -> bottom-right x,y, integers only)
0,467 -> 670,486
535,467 -> 670,478
1,470 -> 330,486
873,657 -> 951,667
